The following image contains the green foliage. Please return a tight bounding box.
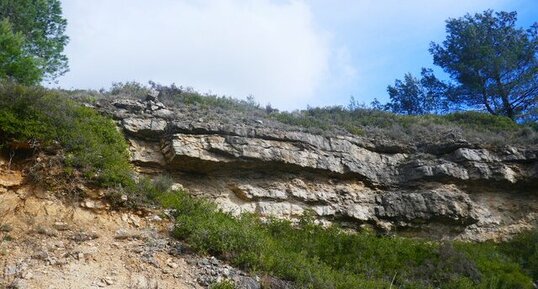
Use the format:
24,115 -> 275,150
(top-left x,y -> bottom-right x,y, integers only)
109,81 -> 151,99
154,83 -> 253,111
456,241 -> 534,289
0,0 -> 69,81
443,111 -> 519,132
156,190 -> 534,289
429,10 -> 537,120
209,280 -> 236,289
386,68 -> 447,115
108,175 -> 174,208
0,82 -> 132,186
384,10 -> 537,121
272,106 -> 536,146
0,19 -> 41,85
104,82 -> 537,146
59,105 -> 132,186
501,229 -> 538,280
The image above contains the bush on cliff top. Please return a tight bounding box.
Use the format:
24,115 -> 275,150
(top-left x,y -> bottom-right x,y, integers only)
105,82 -> 537,146
272,107 -> 536,145
0,82 -> 132,186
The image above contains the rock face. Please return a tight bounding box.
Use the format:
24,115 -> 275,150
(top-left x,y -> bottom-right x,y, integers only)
98,96 -> 538,241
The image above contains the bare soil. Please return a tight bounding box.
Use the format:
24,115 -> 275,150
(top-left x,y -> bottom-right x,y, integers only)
0,160 -> 203,289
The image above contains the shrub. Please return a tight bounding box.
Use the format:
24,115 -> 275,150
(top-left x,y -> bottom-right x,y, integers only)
107,175 -> 174,208
501,229 -> 538,280
109,81 -> 151,99
99,82 -> 537,147
106,81 -> 262,113
0,82 -> 132,186
209,280 -> 236,289
443,112 -> 519,132
156,190 -> 534,289
271,107 -> 537,146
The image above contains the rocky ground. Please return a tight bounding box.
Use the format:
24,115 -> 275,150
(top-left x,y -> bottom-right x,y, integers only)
0,160 -> 262,289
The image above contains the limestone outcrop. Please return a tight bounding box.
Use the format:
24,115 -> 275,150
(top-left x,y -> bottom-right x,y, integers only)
97,96 -> 538,241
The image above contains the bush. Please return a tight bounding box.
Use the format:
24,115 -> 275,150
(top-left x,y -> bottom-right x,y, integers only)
456,241 -> 534,289
109,81 -> 151,99
107,175 -> 174,208
106,81 -> 262,113
443,112 -> 519,132
501,229 -> 538,280
101,82 -> 537,147
0,82 -> 132,186
272,107 -> 537,146
209,280 -> 236,289
156,190 -> 534,289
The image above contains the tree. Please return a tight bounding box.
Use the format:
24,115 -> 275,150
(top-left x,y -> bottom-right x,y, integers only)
386,68 -> 447,115
0,19 -> 41,84
430,10 -> 537,120
0,0 -> 69,82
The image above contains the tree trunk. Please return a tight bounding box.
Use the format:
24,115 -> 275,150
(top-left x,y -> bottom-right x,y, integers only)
495,75 -> 515,120
482,90 -> 496,115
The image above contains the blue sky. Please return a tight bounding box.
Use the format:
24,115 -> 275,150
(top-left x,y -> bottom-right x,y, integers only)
57,0 -> 537,110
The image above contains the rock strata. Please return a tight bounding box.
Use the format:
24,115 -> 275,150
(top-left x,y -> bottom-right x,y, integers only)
98,96 -> 538,241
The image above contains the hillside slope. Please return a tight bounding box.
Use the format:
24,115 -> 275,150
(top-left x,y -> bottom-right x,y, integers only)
2,84 -> 537,288
0,156 -> 262,289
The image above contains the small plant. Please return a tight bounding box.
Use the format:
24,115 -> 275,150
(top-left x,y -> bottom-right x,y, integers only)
106,175 -> 176,209
0,224 -> 12,232
109,81 -> 151,99
1,234 -> 13,242
209,280 -> 235,289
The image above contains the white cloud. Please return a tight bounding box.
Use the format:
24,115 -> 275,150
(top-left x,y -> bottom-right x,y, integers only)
308,0 -> 511,105
58,0 -> 521,109
58,0 -> 340,109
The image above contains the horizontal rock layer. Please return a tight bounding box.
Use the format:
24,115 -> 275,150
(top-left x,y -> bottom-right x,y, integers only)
98,97 -> 538,241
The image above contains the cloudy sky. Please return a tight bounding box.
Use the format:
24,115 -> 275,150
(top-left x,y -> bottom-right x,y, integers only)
57,0 -> 537,110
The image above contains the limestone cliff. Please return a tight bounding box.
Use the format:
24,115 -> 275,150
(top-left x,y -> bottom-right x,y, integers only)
97,96 -> 538,241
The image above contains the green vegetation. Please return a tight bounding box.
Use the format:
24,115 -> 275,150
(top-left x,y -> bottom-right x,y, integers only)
107,174 -> 174,208
0,82 -> 132,186
142,81 -> 262,113
499,230 -> 538,281
0,82 -> 536,288
0,1 -> 535,287
385,68 -> 445,115
209,280 -> 236,289
152,189 -> 536,289
0,0 -> 69,82
272,106 -> 536,145
429,10 -> 537,120
0,19 -> 42,85
107,82 -> 537,146
386,10 -> 538,121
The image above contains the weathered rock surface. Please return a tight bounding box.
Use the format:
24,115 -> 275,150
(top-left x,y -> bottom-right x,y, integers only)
97,96 -> 538,241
